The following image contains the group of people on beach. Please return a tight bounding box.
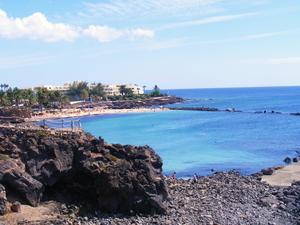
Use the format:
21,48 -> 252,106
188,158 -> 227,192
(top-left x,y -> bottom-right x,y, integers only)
169,172 -> 200,183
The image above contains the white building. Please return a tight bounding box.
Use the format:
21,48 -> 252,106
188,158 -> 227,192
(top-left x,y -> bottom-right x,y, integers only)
35,82 -> 144,96
101,84 -> 144,96
39,84 -> 70,92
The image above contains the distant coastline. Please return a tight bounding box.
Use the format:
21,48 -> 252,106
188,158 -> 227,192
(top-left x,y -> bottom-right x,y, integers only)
28,107 -> 169,122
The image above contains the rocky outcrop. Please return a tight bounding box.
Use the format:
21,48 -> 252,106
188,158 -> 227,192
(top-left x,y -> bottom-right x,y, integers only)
168,107 -> 219,112
0,127 -> 168,215
0,107 -> 32,119
73,96 -> 183,109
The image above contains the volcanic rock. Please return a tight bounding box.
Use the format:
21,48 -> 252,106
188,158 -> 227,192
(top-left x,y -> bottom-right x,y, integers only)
0,127 -> 168,214
261,167 -> 274,175
284,157 -> 292,164
11,201 -> 21,213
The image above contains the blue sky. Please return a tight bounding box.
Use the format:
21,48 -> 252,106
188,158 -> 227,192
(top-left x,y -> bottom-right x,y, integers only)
0,0 -> 300,89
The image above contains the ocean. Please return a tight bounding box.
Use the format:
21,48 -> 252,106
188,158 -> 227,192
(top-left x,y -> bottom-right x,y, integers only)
54,87 -> 300,177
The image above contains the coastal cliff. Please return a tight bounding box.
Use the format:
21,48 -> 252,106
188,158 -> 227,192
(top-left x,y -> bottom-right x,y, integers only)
0,127 -> 168,216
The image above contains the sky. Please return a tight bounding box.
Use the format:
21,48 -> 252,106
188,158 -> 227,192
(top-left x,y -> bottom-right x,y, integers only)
0,0 -> 300,89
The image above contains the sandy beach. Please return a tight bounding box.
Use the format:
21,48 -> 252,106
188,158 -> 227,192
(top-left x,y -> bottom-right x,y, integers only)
27,107 -> 169,122
262,161 -> 300,186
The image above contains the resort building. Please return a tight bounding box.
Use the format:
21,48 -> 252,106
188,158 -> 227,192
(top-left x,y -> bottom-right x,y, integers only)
38,84 -> 70,92
34,82 -> 144,96
101,84 -> 144,96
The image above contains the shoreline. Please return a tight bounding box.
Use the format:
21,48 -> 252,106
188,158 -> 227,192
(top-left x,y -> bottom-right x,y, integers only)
0,125 -> 300,224
27,107 -> 170,122
261,161 -> 300,186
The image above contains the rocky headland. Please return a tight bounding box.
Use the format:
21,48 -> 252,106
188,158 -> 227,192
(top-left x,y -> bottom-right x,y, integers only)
0,126 -> 168,223
0,126 -> 299,225
76,96 -> 183,109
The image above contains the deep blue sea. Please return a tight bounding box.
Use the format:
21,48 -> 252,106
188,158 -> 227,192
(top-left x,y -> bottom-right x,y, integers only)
51,87 -> 300,177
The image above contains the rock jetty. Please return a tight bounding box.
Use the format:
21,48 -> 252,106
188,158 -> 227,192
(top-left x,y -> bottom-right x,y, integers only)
168,107 -> 219,112
0,127 -> 168,216
77,96 -> 184,109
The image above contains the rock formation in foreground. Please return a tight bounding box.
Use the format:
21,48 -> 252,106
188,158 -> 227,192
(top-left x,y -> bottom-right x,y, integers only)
0,127 -> 168,215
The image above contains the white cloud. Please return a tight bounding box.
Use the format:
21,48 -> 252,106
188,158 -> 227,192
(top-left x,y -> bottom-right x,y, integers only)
0,9 -> 79,42
195,31 -> 287,45
84,0 -> 222,18
237,31 -> 284,40
83,25 -> 123,42
267,57 -> 300,65
158,12 -> 258,30
130,28 -> 155,39
83,26 -> 155,42
0,9 -> 155,43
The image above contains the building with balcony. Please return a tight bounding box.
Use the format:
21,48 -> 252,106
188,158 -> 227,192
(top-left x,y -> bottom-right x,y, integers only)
34,82 -> 144,96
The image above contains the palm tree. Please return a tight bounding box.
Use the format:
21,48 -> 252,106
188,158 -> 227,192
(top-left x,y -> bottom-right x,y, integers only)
80,89 -> 89,100
0,84 -> 9,92
150,85 -> 161,97
90,83 -> 105,101
12,88 -> 23,107
0,91 -> 6,106
143,85 -> 146,93
36,88 -> 50,111
119,85 -> 127,96
6,88 -> 14,106
22,89 -> 36,106
68,81 -> 89,100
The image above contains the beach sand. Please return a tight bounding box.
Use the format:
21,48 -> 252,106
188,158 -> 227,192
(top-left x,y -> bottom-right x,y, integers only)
262,161 -> 300,186
27,107 -> 169,122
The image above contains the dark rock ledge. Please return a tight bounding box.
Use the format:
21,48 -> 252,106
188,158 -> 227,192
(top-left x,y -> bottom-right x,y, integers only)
0,127 -> 168,216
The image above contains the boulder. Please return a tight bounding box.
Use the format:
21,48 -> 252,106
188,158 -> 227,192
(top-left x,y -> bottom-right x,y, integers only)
261,168 -> 274,176
11,201 -> 21,213
0,160 -> 44,206
283,157 -> 292,164
293,157 -> 298,163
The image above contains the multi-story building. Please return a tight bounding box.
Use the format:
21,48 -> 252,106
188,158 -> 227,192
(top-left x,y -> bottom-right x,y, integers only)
101,84 -> 144,96
34,82 -> 144,96
38,84 -> 70,92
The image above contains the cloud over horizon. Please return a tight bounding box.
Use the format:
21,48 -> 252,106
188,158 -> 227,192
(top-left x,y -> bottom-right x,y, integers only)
0,9 -> 155,43
0,9 -> 79,42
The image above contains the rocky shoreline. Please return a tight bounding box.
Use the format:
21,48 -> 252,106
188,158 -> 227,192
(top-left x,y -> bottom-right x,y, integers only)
14,172 -> 300,225
0,126 -> 299,225
75,96 -> 184,109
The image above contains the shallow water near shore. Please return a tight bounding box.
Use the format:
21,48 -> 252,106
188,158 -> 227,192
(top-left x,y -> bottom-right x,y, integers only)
54,87 -> 300,177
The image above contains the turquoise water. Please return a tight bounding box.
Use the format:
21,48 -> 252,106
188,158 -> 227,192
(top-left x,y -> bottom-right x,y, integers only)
52,87 -> 300,177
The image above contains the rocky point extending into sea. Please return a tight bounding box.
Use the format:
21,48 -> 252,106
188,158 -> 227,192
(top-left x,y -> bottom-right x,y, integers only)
0,124 -> 299,224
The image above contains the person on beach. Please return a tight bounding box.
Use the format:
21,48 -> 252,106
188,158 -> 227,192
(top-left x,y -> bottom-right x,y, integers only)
193,173 -> 198,182
171,172 -> 176,180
